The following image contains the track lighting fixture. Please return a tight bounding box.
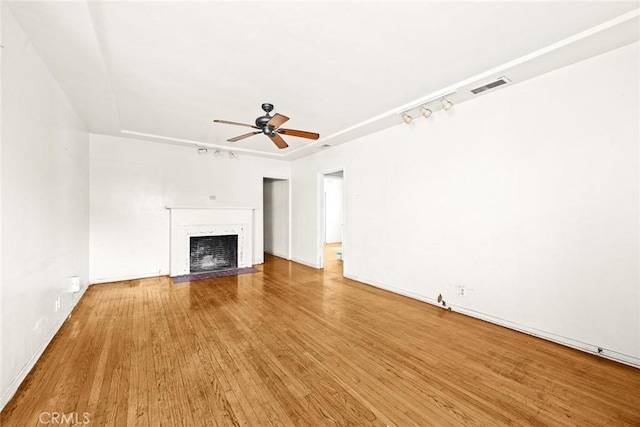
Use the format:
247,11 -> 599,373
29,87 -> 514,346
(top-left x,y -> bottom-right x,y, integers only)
397,91 -> 456,126
441,97 -> 453,111
198,148 -> 236,158
394,90 -> 459,130
420,106 -> 432,118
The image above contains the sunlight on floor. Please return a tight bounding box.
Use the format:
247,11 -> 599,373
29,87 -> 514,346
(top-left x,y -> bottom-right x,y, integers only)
324,242 -> 343,275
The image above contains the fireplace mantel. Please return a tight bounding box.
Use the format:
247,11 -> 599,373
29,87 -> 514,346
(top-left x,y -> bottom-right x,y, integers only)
168,207 -> 254,277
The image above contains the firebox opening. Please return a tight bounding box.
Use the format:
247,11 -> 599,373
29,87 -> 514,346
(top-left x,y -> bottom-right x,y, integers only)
189,235 -> 238,273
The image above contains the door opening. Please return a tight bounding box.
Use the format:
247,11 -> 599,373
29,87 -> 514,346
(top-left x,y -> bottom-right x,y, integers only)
319,170 -> 344,274
263,177 -> 290,260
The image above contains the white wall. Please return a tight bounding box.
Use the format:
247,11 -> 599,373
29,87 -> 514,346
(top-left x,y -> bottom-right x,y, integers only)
263,178 -> 289,258
89,134 -> 290,283
0,1 -> 4,407
291,42 -> 640,366
1,4 -> 90,408
324,175 -> 343,243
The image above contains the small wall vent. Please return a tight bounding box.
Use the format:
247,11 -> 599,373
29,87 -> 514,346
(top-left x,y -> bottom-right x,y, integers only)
470,76 -> 511,95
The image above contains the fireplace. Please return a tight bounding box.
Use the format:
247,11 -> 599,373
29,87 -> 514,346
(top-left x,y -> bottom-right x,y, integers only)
189,235 -> 238,273
168,207 -> 254,277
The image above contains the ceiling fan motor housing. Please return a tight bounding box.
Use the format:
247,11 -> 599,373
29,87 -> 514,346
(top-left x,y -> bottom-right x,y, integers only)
255,103 -> 275,128
255,115 -> 272,128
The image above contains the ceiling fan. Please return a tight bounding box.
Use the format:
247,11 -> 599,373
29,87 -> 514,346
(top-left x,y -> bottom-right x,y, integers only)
214,103 -> 319,149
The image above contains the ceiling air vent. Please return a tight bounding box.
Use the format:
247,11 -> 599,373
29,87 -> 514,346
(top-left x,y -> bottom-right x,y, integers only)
470,76 -> 511,95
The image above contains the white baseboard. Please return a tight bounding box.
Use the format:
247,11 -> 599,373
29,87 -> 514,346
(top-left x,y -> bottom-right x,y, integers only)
290,257 -> 320,269
453,305 -> 640,368
344,273 -> 640,369
0,284 -> 89,411
265,251 -> 290,260
90,271 -> 169,285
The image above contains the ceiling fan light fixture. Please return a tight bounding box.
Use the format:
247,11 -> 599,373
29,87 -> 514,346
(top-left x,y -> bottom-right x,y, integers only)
402,113 -> 413,124
441,97 -> 453,111
420,106 -> 432,118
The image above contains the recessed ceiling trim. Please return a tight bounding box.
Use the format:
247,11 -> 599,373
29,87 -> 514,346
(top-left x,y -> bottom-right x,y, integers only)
460,8 -> 640,88
10,3 -> 638,162
120,130 -> 287,158
286,8 -> 639,160
285,88 -> 458,157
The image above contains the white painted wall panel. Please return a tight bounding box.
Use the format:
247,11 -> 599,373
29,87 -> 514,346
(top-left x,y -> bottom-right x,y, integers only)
291,42 -> 640,365
0,2 -> 4,407
89,134 -> 290,283
291,161 -> 321,267
1,4 -> 90,408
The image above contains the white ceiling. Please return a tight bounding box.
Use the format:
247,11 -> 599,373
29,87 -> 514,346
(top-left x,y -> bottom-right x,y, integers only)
6,1 -> 640,160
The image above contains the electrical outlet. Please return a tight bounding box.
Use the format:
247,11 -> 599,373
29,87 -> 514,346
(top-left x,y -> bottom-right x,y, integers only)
70,276 -> 80,293
55,296 -> 61,312
459,286 -> 466,297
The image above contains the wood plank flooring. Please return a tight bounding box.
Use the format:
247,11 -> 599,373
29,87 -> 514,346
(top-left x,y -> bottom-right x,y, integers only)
2,246 -> 640,426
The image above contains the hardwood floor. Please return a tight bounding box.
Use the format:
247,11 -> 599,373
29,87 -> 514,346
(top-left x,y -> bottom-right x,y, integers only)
2,252 -> 639,426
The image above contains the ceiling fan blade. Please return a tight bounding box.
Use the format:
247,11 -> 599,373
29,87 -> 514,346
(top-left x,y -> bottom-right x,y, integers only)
214,119 -> 259,129
267,113 -> 289,128
269,133 -> 289,149
228,131 -> 261,142
278,128 -> 320,140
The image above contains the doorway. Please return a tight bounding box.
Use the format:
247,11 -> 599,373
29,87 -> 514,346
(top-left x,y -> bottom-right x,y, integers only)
263,178 -> 290,260
319,170 -> 344,274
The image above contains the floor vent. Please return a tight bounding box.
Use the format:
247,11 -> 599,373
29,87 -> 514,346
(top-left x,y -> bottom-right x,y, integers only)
470,76 -> 511,94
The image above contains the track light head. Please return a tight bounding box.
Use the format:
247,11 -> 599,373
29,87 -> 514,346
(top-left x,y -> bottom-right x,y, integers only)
420,106 -> 432,118
213,149 -> 220,156
402,113 -> 413,124
441,97 -> 453,111
228,151 -> 235,159
197,147 -> 208,154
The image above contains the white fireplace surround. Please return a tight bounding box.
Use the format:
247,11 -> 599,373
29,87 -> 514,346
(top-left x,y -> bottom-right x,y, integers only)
168,207 -> 254,277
